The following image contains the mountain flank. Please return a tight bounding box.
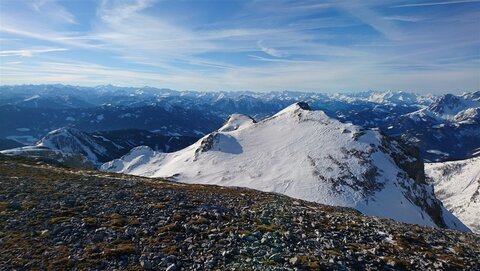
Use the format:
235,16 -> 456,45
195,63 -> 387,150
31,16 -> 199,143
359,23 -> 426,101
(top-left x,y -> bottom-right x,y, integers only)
426,156 -> 480,234
103,103 -> 468,231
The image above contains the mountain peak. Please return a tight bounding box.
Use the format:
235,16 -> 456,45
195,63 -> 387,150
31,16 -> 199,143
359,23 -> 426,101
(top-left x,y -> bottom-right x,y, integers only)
102,104 -> 469,231
35,126 -> 109,164
295,101 -> 311,110
37,127 -> 87,146
45,126 -> 82,136
273,101 -> 313,117
219,114 -> 256,132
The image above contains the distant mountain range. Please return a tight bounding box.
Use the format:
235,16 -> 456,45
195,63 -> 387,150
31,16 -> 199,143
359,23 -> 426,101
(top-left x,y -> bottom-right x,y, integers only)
1,85 -> 478,162
395,92 -> 480,161
102,102 -> 468,231
1,85 -> 477,232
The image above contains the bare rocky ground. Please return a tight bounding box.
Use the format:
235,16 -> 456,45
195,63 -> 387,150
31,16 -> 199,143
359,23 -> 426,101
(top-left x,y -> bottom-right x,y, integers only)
0,155 -> 479,271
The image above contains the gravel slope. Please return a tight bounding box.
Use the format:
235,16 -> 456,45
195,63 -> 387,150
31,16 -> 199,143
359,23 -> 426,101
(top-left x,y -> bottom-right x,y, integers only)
0,155 -> 479,270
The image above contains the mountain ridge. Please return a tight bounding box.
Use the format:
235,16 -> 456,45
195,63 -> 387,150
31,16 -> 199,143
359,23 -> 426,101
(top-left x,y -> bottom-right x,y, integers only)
102,102 -> 469,231
2,85 -> 478,162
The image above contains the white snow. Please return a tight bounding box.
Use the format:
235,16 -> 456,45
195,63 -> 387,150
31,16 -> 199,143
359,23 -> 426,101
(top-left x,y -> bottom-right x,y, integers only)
1,145 -> 50,155
426,157 -> 480,233
193,130 -> 205,136
406,93 -> 480,124
431,124 -> 445,129
426,150 -> 449,157
102,103 -> 468,231
15,128 -> 30,132
218,114 -> 255,132
34,127 -> 108,164
23,95 -> 40,101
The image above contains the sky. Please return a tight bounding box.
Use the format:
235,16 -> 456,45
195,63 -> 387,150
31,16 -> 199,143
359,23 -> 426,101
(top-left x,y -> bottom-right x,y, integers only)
0,0 -> 479,93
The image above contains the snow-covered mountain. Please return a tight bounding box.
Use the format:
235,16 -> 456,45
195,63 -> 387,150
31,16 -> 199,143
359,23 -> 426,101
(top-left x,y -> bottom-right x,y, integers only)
1,128 -> 106,168
330,90 -> 434,106
427,92 -> 480,120
2,85 -> 479,162
406,92 -> 480,123
396,92 -> 480,161
1,127 -> 198,167
425,157 -> 480,233
36,127 -> 113,164
102,102 -> 468,231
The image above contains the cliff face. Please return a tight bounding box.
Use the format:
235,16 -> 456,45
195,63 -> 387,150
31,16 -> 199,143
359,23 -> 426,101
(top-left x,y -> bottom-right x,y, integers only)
426,156 -> 480,234
1,155 -> 479,270
381,137 -> 453,229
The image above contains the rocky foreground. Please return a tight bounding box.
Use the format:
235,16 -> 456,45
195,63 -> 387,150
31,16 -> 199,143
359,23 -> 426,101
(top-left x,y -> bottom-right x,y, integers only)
0,156 -> 479,271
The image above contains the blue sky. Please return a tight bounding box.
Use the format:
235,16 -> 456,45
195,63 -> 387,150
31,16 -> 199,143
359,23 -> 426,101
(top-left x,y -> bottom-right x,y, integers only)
0,0 -> 479,93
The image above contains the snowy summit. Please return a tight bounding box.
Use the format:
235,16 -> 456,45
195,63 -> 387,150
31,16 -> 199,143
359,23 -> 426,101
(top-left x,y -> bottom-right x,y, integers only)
102,103 -> 468,231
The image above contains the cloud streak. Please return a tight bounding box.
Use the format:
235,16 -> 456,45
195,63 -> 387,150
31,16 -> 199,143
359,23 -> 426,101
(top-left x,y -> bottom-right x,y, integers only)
392,0 -> 480,8
0,48 -> 68,57
0,0 -> 478,93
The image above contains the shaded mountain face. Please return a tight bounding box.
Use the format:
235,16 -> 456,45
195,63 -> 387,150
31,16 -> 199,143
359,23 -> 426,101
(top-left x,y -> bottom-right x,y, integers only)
425,156 -> 480,234
1,127 -> 198,167
427,93 -> 480,117
102,103 -> 468,231
0,104 -> 222,143
0,138 -> 24,150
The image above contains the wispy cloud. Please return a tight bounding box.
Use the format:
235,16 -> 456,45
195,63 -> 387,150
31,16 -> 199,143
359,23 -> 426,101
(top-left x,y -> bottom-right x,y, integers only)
392,0 -> 480,8
0,48 -> 68,57
382,15 -> 424,22
257,40 -> 285,57
0,0 -> 478,92
2,61 -> 23,65
30,0 -> 77,24
338,2 -> 406,41
99,0 -> 156,23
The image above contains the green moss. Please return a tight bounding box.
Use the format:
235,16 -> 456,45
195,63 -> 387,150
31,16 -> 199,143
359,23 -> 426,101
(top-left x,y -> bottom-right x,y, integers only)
0,202 -> 8,211
109,213 -> 126,227
49,216 -> 71,224
162,245 -> 178,255
152,203 -> 166,209
255,224 -> 279,232
324,250 -> 342,256
188,217 -> 209,225
104,243 -> 136,257
83,217 -> 98,227
158,223 -> 181,233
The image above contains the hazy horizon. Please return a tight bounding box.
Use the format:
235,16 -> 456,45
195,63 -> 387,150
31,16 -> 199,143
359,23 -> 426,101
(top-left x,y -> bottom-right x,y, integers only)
1,0 -> 479,92
1,83 -> 479,95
